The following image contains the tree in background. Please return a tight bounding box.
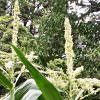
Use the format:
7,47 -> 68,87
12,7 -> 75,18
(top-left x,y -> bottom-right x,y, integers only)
0,0 -> 100,99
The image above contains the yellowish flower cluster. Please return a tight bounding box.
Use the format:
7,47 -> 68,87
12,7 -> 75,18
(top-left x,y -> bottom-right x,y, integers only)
64,18 -> 100,99
12,0 -> 20,47
46,18 -> 100,100
77,78 -> 100,92
64,18 -> 75,78
46,68 -> 68,89
12,0 -> 20,63
72,66 -> 84,78
0,51 -> 11,62
25,51 -> 38,62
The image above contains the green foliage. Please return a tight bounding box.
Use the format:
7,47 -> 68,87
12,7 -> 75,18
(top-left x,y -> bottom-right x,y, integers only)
33,0 -> 68,66
0,0 -> 100,99
47,58 -> 66,73
0,43 -> 11,52
0,0 -> 7,16
0,16 -> 34,53
11,44 -> 63,100
0,71 -> 13,90
19,0 -> 35,26
0,16 -> 12,52
18,25 -> 35,53
0,44 -> 63,100
70,18 -> 100,78
4,79 -> 42,100
38,13 -> 65,58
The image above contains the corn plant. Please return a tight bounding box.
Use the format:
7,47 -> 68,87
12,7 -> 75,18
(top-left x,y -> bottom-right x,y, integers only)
46,18 -> 100,100
0,0 -> 100,100
38,17 -> 100,100
0,0 -> 63,100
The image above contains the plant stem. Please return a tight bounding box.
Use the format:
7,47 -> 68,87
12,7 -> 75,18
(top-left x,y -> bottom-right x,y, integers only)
69,80 -> 73,100
9,66 -> 15,100
10,0 -> 20,99
10,85 -> 15,100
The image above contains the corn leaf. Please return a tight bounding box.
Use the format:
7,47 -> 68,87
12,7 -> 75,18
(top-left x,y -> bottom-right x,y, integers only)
11,44 -> 63,100
0,71 -> 13,90
4,79 -> 42,100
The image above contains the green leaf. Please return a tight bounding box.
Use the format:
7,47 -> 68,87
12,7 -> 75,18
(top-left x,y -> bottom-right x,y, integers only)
4,79 -> 42,100
0,71 -> 13,90
38,94 -> 46,100
11,44 -> 63,100
15,79 -> 41,100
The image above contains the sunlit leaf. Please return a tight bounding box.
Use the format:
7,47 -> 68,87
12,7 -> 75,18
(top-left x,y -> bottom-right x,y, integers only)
11,44 -> 63,100
4,79 -> 42,100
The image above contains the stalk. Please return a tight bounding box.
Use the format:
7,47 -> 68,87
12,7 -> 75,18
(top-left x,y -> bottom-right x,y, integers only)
64,18 -> 100,100
10,85 -> 15,100
10,0 -> 20,99
64,18 -> 75,100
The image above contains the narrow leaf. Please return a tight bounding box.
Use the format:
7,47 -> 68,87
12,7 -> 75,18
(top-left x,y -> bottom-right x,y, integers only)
15,79 -> 41,100
0,71 -> 13,90
4,79 -> 42,100
11,44 -> 63,100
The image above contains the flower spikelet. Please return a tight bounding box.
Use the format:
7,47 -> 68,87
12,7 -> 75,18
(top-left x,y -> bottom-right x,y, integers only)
64,18 -> 75,76
12,0 -> 20,60
46,68 -> 68,89
12,0 -> 20,46
73,66 -> 84,78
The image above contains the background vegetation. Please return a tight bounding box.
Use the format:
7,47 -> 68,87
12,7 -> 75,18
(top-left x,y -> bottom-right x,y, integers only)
0,0 -> 100,100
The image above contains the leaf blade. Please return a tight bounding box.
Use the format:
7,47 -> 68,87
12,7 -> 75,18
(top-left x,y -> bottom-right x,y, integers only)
11,44 -> 63,100
0,71 -> 13,90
